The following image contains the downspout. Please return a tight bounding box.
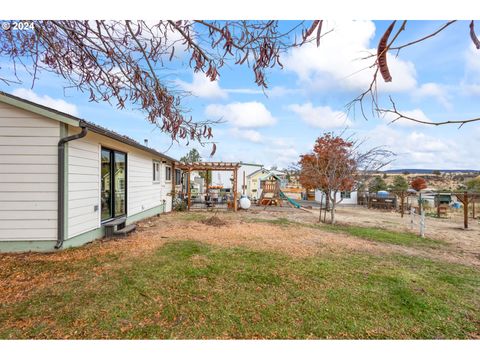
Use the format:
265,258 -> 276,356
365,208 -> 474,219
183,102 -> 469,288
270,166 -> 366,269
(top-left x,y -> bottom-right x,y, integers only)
55,124 -> 88,249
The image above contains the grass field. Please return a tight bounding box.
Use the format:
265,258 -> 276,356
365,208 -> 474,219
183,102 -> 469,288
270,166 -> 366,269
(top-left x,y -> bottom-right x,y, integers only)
1,235 -> 479,339
247,217 -> 446,248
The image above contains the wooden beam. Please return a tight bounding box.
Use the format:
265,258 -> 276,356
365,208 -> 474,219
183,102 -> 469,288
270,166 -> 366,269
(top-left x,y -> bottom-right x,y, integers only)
233,167 -> 238,212
464,192 -> 469,229
187,170 -> 191,211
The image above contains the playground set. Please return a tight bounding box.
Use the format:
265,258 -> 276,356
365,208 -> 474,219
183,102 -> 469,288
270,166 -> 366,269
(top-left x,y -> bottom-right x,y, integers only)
175,161 -> 306,212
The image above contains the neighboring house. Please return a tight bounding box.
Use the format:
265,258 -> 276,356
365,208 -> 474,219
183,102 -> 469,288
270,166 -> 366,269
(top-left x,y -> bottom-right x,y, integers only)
213,162 -> 263,195
0,91 -> 177,252
314,190 -> 358,205
246,168 -> 287,199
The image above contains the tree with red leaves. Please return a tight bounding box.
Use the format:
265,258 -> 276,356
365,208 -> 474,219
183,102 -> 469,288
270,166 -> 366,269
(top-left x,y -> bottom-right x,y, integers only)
299,133 -> 394,224
411,177 -> 428,192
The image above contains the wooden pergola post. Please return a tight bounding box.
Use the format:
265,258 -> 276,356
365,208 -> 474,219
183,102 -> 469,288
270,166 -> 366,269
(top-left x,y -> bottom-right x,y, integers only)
187,168 -> 191,211
455,191 -> 469,229
233,166 -> 238,212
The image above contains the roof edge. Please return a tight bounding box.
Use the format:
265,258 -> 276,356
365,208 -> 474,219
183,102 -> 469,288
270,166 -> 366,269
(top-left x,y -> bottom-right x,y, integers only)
0,91 -> 177,163
0,91 -> 80,127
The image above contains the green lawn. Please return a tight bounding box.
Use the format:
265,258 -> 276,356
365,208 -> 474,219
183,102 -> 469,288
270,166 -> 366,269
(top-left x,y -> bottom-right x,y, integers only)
247,217 -> 445,248
1,240 -> 478,339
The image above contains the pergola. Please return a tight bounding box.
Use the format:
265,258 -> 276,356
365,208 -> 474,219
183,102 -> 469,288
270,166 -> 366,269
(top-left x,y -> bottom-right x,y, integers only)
175,161 -> 241,211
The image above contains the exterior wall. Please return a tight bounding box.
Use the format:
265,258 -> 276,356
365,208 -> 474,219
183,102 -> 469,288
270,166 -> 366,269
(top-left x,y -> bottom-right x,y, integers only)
0,100 -> 176,252
212,163 -> 263,194
67,134 -> 100,238
315,190 -> 358,205
66,128 -> 173,240
247,169 -> 269,199
0,102 -> 60,242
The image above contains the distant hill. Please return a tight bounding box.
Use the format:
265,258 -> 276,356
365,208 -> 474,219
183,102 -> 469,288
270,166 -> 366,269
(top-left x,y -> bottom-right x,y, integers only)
385,169 -> 480,174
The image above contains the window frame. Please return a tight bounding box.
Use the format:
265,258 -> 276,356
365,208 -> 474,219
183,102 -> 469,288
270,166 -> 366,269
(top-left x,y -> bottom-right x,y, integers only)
340,191 -> 352,199
175,168 -> 182,185
165,165 -> 172,182
153,161 -> 161,183
101,147 -> 127,222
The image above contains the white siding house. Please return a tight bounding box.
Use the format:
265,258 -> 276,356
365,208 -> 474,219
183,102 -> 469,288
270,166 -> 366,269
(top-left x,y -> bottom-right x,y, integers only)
314,190 -> 358,205
0,91 -> 177,252
0,101 -> 59,245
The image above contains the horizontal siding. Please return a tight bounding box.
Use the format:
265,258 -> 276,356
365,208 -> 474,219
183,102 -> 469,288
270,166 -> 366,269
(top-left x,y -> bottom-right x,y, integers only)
0,145 -> 57,155
0,103 -> 59,241
0,191 -> 57,201
128,152 -> 163,216
67,132 -> 100,238
0,201 -> 57,211
0,173 -> 57,183
0,229 -> 56,240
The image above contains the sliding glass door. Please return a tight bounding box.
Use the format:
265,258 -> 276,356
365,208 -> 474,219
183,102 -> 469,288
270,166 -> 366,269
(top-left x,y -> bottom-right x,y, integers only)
101,148 -> 127,221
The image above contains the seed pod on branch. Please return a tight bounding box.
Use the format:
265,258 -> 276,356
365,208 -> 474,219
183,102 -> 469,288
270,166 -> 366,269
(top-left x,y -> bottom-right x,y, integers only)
470,21 -> 480,49
210,143 -> 217,157
377,20 -> 396,82
302,20 -> 320,44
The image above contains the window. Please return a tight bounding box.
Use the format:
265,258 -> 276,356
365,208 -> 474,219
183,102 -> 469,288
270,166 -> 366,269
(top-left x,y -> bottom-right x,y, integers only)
165,165 -> 172,181
101,148 -> 127,221
153,161 -> 160,182
175,169 -> 182,185
341,191 -> 351,199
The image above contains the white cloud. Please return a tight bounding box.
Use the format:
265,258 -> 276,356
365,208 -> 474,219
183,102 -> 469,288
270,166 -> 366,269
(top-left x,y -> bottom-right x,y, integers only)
283,20 -> 417,93
229,128 -> 263,143
223,86 -> 300,98
287,102 -> 352,128
177,72 -> 227,99
205,101 -> 276,128
359,124 -> 478,170
461,44 -> 480,96
12,88 -> 79,116
414,83 -> 451,109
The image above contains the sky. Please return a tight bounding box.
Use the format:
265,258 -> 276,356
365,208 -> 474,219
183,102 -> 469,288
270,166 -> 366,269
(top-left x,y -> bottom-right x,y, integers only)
1,20 -> 480,170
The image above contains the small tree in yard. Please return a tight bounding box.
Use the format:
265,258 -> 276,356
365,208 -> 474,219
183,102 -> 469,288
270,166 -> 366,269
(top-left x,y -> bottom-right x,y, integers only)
369,175 -> 388,193
466,177 -> 480,193
179,148 -> 211,185
390,175 -> 409,217
411,177 -> 428,192
411,177 -> 428,213
299,133 -> 394,224
390,175 -> 409,192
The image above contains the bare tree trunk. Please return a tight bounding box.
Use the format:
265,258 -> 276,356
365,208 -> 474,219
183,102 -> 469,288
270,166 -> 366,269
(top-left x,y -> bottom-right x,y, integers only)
319,191 -> 324,222
330,192 -> 337,224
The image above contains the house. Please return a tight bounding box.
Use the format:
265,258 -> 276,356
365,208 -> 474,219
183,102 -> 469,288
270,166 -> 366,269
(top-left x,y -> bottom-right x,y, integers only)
212,162 -> 263,195
0,91 -> 179,252
314,190 -> 358,205
247,168 -> 287,200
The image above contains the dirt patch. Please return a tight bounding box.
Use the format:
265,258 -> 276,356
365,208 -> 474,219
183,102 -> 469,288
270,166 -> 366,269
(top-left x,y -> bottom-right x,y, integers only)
201,215 -> 227,227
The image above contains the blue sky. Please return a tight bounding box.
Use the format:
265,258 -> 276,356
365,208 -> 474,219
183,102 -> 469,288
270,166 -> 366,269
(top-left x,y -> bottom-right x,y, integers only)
1,20 -> 480,170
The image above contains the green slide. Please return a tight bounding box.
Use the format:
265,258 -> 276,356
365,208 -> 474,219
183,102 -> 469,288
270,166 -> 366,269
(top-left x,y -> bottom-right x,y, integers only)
279,191 -> 301,208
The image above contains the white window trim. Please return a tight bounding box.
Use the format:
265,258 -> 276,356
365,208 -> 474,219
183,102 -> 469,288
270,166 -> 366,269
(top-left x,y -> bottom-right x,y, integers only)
153,161 -> 161,183
165,165 -> 172,182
